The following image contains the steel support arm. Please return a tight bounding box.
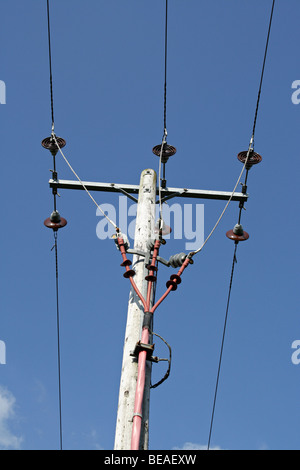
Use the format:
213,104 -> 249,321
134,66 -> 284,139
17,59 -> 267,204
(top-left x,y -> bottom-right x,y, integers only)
49,179 -> 248,203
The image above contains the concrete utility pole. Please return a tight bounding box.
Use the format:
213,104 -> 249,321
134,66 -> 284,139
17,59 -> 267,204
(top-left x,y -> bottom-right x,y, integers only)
114,169 -> 156,450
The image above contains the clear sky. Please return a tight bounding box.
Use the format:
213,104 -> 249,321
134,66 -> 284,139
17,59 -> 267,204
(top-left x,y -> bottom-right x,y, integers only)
1,0 -> 299,451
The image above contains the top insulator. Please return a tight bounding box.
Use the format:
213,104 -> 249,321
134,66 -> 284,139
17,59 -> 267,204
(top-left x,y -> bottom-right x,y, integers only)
237,150 -> 262,170
42,135 -> 66,157
152,143 -> 176,164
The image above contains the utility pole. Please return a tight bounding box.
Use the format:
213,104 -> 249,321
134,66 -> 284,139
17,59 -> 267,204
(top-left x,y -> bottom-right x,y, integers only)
48,160 -> 249,450
114,169 -> 157,450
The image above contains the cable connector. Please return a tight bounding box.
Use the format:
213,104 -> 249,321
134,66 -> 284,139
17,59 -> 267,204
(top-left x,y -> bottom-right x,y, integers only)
142,312 -> 153,331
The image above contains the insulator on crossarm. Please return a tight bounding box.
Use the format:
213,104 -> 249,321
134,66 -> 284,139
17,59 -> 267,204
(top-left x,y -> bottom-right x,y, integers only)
226,224 -> 249,242
44,210 -> 67,232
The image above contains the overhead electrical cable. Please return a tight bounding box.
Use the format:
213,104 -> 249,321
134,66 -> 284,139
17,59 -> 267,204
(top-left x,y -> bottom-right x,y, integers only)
45,0 -> 64,451
158,0 -> 169,232
46,0 -> 55,131
207,243 -> 238,451
44,0 -> 119,451
52,231 -> 63,451
252,0 -> 275,143
206,0 -> 276,450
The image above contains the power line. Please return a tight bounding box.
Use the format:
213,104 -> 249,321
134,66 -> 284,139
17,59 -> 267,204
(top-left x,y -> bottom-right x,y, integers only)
207,243 -> 238,451
43,0 -> 121,448
45,0 -> 64,450
158,0 -> 169,232
163,0 -> 168,134
206,1 -> 276,449
52,231 -> 63,451
252,0 -> 275,143
46,0 -> 55,130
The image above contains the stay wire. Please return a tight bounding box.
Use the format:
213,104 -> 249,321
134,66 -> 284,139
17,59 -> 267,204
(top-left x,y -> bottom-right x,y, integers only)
52,135 -> 119,231
52,231 -> 63,451
207,242 -> 238,451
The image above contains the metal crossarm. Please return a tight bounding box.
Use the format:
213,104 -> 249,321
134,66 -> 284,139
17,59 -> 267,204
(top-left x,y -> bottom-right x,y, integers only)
49,179 -> 248,203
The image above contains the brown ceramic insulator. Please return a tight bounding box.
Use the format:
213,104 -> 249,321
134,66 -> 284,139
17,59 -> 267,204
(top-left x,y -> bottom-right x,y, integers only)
226,229 -> 249,242
42,136 -> 66,157
152,143 -> 176,163
44,217 -> 67,231
237,150 -> 262,170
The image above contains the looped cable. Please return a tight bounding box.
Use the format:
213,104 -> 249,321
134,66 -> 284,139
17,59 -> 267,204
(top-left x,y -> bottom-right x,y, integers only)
150,332 -> 172,389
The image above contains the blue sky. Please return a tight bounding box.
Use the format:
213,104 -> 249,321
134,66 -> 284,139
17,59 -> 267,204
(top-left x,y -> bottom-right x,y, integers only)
0,0 -> 299,450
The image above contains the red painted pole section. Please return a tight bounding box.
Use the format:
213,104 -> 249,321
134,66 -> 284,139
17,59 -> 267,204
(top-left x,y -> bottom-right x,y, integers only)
117,234 -> 192,450
131,327 -> 150,450
118,237 -> 147,310
131,256 -> 191,450
131,240 -> 160,450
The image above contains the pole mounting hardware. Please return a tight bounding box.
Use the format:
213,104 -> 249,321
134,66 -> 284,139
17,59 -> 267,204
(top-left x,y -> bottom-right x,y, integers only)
130,341 -> 159,363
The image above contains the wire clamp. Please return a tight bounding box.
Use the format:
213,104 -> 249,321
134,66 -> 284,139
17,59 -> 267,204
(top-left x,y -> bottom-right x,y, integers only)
130,341 -> 159,363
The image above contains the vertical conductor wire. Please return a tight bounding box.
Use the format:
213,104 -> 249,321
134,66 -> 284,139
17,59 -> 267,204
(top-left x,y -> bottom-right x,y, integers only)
47,0 -> 55,130
46,0 -> 63,450
53,232 -> 63,451
207,243 -> 238,451
206,0 -> 276,450
158,0 -> 169,229
164,0 -> 168,134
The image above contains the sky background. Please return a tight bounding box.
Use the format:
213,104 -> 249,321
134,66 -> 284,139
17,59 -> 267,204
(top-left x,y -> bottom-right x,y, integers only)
0,0 -> 299,451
